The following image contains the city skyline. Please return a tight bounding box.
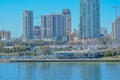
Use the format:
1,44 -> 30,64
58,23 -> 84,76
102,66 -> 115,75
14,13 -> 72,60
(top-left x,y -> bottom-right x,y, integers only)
0,0 -> 120,37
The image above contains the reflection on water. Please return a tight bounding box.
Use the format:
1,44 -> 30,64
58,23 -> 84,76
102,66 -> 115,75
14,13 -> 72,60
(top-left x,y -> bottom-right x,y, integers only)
0,62 -> 120,80
79,63 -> 101,80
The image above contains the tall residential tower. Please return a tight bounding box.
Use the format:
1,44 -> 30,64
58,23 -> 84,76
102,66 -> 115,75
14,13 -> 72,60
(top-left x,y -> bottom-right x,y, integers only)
112,17 -> 120,40
23,10 -> 33,41
80,0 -> 100,39
41,13 -> 66,41
62,9 -> 71,41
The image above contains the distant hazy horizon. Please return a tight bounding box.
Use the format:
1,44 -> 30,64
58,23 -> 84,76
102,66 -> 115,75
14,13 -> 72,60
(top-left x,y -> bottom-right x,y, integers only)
0,0 -> 120,38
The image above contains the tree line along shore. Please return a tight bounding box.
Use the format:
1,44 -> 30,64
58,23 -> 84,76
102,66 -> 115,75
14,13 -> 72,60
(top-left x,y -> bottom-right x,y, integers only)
0,40 -> 120,59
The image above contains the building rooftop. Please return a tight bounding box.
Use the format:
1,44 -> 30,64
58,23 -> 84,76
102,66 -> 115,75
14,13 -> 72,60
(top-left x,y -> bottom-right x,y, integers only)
62,9 -> 71,15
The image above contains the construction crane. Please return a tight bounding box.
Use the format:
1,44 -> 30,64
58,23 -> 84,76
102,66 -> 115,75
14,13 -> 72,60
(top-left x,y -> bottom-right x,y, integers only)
113,6 -> 120,18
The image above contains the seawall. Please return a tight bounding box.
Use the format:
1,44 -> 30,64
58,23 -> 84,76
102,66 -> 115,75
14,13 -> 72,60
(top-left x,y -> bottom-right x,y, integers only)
1,59 -> 120,62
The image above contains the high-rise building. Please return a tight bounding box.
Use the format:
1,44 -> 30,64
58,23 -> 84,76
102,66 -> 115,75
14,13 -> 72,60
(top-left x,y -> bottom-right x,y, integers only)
0,30 -> 11,40
33,26 -> 41,40
23,10 -> 33,41
80,0 -> 100,39
112,17 -> 120,40
41,13 -> 66,41
62,9 -> 71,41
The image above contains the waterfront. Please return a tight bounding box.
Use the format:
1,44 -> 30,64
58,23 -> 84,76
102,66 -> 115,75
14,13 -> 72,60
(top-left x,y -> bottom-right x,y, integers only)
0,62 -> 120,80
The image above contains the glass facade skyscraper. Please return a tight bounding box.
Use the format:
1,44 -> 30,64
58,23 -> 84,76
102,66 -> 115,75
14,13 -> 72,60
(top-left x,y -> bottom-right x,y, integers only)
23,10 -> 33,41
80,0 -> 100,39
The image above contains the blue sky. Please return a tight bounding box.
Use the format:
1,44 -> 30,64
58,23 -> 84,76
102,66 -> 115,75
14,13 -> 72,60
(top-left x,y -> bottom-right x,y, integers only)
0,0 -> 120,38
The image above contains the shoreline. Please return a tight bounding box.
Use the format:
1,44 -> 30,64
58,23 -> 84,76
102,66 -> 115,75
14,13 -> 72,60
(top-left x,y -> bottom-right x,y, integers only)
1,58 -> 120,62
